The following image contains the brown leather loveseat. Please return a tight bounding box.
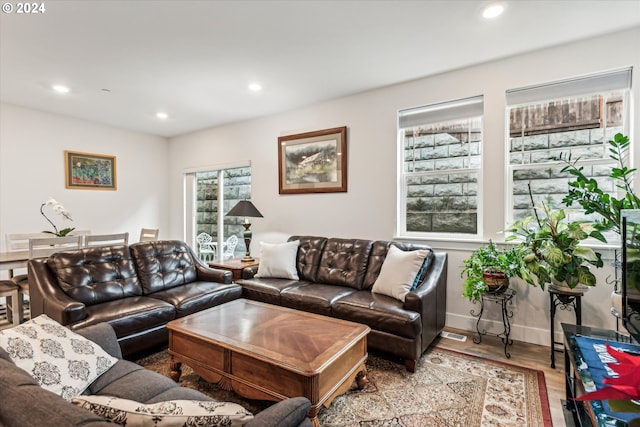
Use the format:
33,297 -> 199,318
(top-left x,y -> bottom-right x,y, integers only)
27,240 -> 241,358
237,236 -> 447,371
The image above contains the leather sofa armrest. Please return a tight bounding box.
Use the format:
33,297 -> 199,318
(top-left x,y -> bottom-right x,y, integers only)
28,259 -> 87,325
242,265 -> 259,279
404,251 -> 447,313
195,263 -> 233,284
188,245 -> 233,284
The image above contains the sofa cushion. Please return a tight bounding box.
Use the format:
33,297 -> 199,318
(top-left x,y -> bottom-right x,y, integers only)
255,240 -> 300,280
47,245 -> 142,305
147,281 -> 242,317
0,314 -> 117,401
72,396 -> 254,426
371,246 -> 430,302
69,296 -> 176,338
280,283 -> 357,315
236,277 -> 303,305
88,358 -> 213,403
288,236 -> 327,282
362,241 -> 434,290
130,240 -> 200,294
315,238 -> 373,289
331,291 -> 422,339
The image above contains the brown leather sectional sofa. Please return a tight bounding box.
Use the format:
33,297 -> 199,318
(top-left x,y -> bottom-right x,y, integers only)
28,240 -> 241,358
237,236 -> 448,371
27,237 -> 447,371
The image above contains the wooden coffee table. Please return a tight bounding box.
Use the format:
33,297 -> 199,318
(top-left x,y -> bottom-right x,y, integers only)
167,299 -> 370,426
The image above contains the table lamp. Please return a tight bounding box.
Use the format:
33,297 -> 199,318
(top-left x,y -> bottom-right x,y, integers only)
225,200 -> 263,262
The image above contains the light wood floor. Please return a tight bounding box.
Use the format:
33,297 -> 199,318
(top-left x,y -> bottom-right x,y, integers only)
436,326 -> 566,427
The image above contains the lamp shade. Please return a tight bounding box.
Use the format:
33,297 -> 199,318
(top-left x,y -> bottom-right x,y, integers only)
226,200 -> 263,218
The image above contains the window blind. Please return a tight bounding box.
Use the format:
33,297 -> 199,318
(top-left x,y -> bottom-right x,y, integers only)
398,95 -> 483,129
506,67 -> 632,106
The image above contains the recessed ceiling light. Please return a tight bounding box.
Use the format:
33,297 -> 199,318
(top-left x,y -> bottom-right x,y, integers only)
248,83 -> 262,92
156,112 -> 169,120
482,2 -> 504,19
52,84 -> 70,94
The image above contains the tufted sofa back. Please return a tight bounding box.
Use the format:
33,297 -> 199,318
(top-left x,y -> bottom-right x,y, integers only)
129,240 -> 199,294
286,236 -> 434,291
47,245 -> 141,306
315,238 -> 373,290
288,236 -> 327,282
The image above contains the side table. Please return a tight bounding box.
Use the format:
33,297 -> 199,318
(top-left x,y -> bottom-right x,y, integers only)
208,258 -> 260,282
471,288 -> 516,358
549,288 -> 582,368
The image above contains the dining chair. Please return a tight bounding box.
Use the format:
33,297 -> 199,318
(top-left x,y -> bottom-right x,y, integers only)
195,232 -> 216,261
139,228 -> 159,242
5,232 -> 49,279
85,232 -> 129,247
69,229 -> 92,246
9,235 -> 83,324
29,236 -> 83,259
0,280 -> 21,327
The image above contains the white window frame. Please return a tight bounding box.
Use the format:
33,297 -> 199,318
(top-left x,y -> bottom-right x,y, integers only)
504,68 -> 633,244
397,95 -> 484,240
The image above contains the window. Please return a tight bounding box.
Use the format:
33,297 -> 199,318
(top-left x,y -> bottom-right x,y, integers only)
506,68 -> 632,238
398,96 -> 483,237
184,164 -> 251,259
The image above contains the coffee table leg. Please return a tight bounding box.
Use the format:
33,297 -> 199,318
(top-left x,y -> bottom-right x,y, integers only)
169,359 -> 182,382
308,411 -> 320,427
356,367 -> 368,389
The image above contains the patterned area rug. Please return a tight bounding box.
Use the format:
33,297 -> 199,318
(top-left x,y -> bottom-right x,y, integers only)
137,347 -> 552,427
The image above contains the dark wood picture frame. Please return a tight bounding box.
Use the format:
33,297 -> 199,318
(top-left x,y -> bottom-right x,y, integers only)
278,126 -> 347,194
65,150 -> 117,190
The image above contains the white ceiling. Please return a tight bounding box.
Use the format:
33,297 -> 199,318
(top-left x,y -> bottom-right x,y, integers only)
1,0 -> 639,137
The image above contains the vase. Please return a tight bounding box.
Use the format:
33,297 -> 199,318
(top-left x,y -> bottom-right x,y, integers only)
482,272 -> 509,294
549,277 -> 589,295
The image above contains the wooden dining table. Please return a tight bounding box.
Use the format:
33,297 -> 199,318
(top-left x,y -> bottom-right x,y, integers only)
0,250 -> 29,273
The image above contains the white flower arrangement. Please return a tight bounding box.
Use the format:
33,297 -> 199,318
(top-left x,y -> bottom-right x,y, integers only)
41,197 -> 75,237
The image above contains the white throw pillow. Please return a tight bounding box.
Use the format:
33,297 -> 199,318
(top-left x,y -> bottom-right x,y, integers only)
371,246 -> 430,302
254,240 -> 300,280
0,314 -> 118,401
72,396 -> 254,427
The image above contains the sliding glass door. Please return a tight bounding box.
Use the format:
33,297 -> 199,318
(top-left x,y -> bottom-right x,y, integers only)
185,164 -> 251,261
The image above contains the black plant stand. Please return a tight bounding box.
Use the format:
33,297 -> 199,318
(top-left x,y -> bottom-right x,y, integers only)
549,288 -> 583,368
471,288 -> 516,358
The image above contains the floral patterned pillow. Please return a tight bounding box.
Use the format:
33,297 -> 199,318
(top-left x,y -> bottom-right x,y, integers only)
0,314 -> 117,401
72,396 -> 254,426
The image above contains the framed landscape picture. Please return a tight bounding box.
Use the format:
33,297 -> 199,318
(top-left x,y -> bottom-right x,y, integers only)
65,150 -> 117,190
278,126 -> 347,194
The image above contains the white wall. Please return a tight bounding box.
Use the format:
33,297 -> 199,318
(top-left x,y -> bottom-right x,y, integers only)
0,104 -> 170,264
168,27 -> 640,346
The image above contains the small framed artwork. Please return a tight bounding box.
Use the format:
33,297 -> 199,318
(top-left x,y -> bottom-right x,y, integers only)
278,126 -> 347,194
65,150 -> 117,190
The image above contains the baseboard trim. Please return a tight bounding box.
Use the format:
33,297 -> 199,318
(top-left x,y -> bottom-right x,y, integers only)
446,312 -> 550,347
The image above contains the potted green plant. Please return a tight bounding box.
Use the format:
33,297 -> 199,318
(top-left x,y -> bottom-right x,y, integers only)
506,202 -> 605,292
461,240 -> 525,301
558,133 -> 640,237
558,132 -> 639,301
